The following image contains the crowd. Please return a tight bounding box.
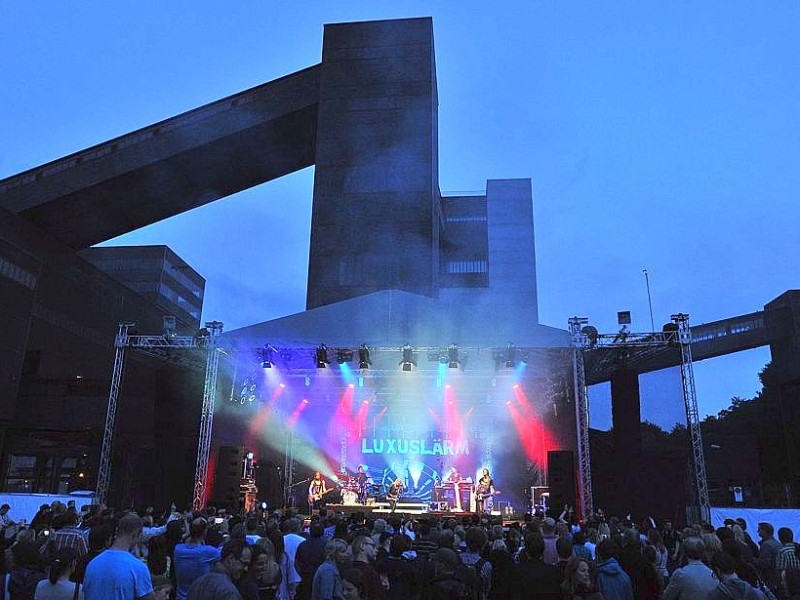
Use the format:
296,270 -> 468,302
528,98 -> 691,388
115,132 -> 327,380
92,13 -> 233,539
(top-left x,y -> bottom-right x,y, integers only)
1,498 -> 800,600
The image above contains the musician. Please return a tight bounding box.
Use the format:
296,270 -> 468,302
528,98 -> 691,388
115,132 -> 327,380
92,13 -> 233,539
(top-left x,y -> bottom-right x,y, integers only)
354,465 -> 369,505
308,472 -> 328,510
447,467 -> 463,512
475,468 -> 495,514
387,478 -> 404,514
447,467 -> 461,482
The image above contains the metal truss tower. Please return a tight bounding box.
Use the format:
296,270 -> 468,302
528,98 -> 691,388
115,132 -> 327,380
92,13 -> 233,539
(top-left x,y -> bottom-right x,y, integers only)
192,321 -> 224,511
570,313 -> 710,523
283,428 -> 295,508
672,313 -> 711,523
97,320 -> 224,509
96,322 -> 136,506
568,317 -> 594,519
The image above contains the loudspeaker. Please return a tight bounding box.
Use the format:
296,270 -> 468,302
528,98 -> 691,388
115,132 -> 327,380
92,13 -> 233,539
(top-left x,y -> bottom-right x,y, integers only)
547,450 -> 576,515
212,446 -> 244,508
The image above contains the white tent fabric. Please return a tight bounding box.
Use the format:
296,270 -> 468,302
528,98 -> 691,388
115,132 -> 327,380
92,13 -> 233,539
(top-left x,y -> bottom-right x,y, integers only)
0,493 -> 95,526
711,507 -> 800,536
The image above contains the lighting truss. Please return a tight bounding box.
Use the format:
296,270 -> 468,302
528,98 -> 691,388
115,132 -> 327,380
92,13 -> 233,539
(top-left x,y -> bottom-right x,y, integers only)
569,314 -> 710,523
97,320 -> 224,510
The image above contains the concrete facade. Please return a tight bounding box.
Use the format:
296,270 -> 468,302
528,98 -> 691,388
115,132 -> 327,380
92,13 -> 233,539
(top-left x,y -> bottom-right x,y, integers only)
80,245 -> 205,329
308,18 -> 441,309
0,205 -> 203,506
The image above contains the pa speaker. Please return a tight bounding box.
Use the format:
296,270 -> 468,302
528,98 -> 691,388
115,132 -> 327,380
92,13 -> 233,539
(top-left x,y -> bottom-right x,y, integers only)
547,450 -> 576,515
211,446 -> 244,508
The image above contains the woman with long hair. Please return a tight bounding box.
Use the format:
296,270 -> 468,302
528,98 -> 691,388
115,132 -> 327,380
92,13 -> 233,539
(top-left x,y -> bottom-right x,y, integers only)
238,540 -> 283,600
647,529 -> 669,583
560,557 -> 601,600
34,546 -> 82,599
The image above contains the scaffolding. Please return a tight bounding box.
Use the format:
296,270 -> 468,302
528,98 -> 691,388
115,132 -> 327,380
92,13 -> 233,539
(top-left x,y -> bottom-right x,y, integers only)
568,317 -> 593,519
672,313 -> 711,523
570,313 -> 711,523
96,320 -> 224,509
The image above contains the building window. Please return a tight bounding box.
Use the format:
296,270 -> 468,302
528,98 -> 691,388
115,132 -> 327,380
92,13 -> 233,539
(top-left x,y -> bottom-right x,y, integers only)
447,260 -> 488,274
0,256 -> 37,290
5,455 -> 36,492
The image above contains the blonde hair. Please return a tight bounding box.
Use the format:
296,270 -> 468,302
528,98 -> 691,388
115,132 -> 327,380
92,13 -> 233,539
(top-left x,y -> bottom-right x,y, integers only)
324,538 -> 349,561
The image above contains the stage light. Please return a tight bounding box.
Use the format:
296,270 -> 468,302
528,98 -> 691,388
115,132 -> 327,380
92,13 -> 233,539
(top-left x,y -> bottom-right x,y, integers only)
348,383 -> 355,389
259,345 -> 275,368
513,384 -> 520,389
447,344 -> 459,369
303,399 -> 309,404
279,383 -> 285,388
358,344 -> 371,370
504,343 -> 516,368
581,326 -> 599,348
445,384 -> 452,390
163,315 -> 177,340
400,344 -> 416,371
315,344 -> 330,368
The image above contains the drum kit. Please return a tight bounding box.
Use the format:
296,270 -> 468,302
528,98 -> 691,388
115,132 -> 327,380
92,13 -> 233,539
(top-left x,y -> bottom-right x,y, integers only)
334,471 -> 378,505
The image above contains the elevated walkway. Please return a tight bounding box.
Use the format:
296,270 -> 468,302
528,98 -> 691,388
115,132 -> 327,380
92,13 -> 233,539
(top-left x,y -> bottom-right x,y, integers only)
584,306 -> 793,385
0,66 -> 320,249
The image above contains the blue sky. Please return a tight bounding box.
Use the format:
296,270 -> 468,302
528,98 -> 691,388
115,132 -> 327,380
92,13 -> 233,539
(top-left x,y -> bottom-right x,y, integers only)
2,3 -> 796,430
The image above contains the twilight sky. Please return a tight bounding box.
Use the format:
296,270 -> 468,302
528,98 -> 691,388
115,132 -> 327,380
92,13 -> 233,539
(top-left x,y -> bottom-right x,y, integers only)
2,2 -> 796,430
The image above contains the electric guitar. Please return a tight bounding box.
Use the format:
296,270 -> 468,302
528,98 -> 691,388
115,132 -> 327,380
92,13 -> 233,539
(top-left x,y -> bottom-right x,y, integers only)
475,490 -> 501,502
308,488 -> 335,504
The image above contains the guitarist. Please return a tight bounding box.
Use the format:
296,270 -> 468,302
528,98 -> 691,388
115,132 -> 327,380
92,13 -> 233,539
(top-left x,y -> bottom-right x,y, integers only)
475,468 -> 496,514
387,478 -> 404,514
308,471 -> 329,510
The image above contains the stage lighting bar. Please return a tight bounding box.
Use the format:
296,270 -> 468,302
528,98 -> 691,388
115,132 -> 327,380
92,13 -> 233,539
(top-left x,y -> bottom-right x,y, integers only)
336,349 -> 354,364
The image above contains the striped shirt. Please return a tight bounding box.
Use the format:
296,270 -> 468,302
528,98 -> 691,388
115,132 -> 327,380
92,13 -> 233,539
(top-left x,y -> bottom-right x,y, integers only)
776,543 -> 800,572
50,526 -> 89,558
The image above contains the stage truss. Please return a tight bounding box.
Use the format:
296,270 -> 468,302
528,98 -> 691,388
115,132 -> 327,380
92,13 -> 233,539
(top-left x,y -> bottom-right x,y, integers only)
97,320 -> 224,510
570,313 -> 711,523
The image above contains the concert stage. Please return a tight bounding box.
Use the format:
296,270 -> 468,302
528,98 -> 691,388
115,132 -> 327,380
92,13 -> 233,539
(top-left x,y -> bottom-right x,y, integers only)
212,344 -> 581,514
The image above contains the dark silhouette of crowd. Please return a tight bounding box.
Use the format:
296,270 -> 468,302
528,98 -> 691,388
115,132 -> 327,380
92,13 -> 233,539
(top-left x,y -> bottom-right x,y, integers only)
1,499 -> 800,599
